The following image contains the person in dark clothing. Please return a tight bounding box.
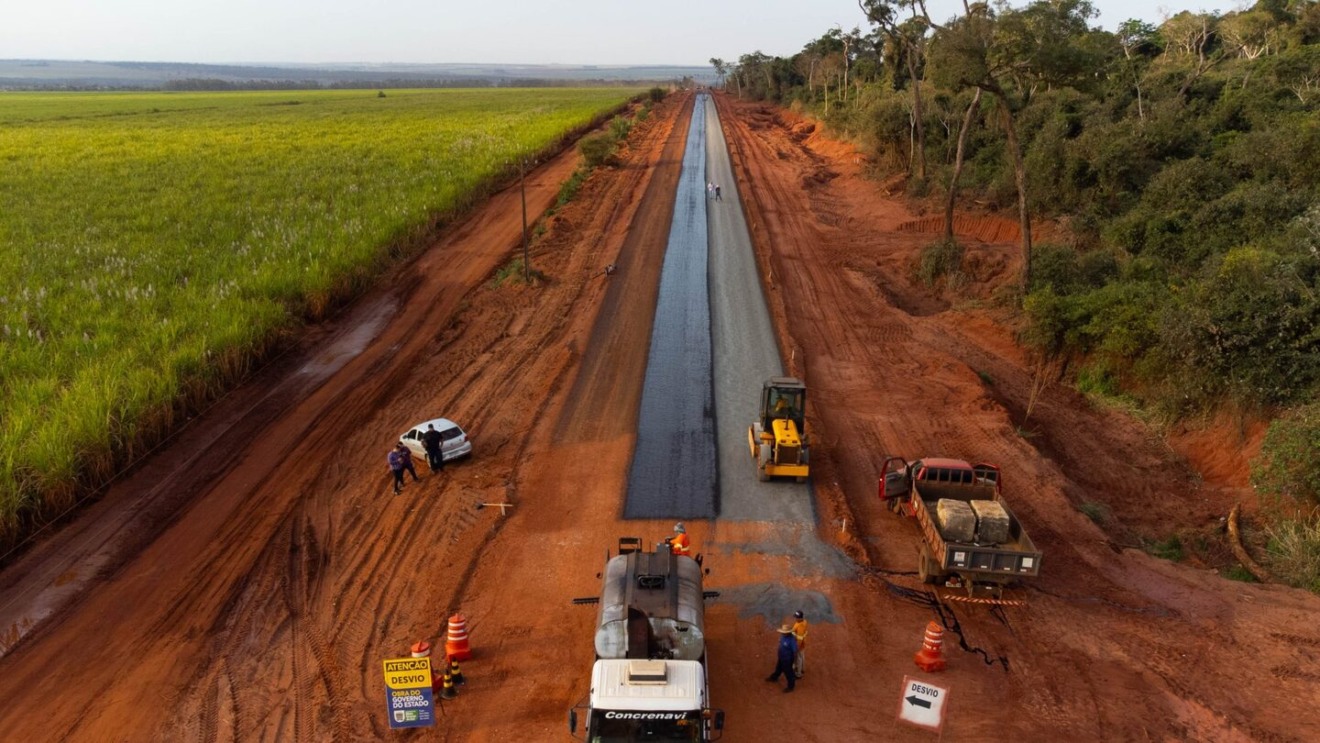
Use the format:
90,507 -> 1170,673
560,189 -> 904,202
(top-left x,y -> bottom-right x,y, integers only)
421,424 -> 445,472
396,443 -> 420,482
387,448 -> 406,494
765,624 -> 798,692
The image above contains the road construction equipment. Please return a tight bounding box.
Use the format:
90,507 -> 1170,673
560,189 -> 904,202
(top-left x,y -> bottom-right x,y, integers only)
748,377 -> 809,482
570,538 -> 724,741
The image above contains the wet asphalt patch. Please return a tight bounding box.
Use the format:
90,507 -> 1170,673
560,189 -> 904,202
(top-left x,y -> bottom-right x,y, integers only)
624,94 -> 718,519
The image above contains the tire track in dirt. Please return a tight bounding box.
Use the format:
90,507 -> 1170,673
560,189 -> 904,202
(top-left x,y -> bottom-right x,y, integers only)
717,92 -> 1320,741
412,97 -> 694,742
555,96 -> 694,446
4,87 -> 1317,742
0,95 -> 659,741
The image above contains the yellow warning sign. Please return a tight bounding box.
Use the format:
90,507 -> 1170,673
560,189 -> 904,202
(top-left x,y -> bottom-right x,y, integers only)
382,657 -> 432,690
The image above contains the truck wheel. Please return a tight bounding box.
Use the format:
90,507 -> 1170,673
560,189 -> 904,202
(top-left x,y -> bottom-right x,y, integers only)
918,548 -> 940,585
758,444 -> 772,481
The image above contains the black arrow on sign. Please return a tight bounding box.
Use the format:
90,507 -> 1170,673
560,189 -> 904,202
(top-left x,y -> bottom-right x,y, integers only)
905,695 -> 932,709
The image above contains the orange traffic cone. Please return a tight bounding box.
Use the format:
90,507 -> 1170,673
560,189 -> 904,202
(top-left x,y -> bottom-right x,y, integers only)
445,613 -> 472,662
913,621 -> 947,672
410,640 -> 432,659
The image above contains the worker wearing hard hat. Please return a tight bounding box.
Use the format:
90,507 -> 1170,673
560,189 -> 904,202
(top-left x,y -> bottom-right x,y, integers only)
664,522 -> 692,557
792,610 -> 809,678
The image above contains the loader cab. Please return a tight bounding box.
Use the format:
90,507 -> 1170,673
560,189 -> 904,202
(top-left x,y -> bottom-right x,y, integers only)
759,377 -> 805,432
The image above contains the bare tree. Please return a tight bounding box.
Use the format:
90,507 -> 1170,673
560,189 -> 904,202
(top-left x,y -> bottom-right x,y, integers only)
1160,11 -> 1229,99
860,0 -> 932,181
943,88 -> 981,243
1219,11 -> 1278,60
1116,19 -> 1158,121
709,57 -> 728,88
926,0 -> 1100,294
795,52 -> 821,96
819,53 -> 845,113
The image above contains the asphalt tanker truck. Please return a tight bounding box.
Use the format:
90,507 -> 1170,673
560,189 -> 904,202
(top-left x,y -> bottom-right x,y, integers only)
569,538 -> 724,742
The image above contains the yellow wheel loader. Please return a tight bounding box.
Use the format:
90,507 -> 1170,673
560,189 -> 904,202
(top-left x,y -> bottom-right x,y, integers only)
748,377 -> 809,482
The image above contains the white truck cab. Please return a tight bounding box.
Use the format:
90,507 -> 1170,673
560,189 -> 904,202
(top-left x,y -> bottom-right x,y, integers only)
571,658 -> 717,742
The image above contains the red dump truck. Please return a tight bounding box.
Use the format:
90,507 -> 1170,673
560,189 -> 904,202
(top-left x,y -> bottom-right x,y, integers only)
878,456 -> 1042,599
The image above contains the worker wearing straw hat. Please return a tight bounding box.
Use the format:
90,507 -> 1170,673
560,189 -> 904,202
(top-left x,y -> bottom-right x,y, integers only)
764,623 -> 798,692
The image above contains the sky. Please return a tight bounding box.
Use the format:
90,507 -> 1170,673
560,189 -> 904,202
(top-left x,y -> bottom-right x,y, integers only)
3,0 -> 1215,67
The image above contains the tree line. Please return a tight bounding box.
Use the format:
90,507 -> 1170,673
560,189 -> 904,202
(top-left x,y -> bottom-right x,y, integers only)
159,77 -> 638,91
717,1 -> 1320,551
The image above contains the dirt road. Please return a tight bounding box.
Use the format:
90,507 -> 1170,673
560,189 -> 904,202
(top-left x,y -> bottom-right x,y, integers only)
0,90 -> 1316,742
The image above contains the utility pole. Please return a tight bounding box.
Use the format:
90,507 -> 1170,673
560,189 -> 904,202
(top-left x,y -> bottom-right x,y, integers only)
520,158 -> 530,283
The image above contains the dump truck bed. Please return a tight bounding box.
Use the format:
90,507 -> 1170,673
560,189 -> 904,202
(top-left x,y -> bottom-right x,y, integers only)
911,479 -> 1042,584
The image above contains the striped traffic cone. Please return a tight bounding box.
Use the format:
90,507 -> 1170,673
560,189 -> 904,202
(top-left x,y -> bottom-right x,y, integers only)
440,665 -> 458,699
449,655 -> 466,686
445,612 -> 472,662
913,621 -> 947,672
410,640 -> 432,659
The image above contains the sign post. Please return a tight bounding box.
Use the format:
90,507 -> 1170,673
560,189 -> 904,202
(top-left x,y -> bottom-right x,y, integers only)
896,675 -> 950,733
383,656 -> 436,729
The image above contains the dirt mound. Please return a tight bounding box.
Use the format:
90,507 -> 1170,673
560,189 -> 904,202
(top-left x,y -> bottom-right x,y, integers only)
898,214 -> 1023,242
1168,413 -> 1268,491
788,120 -> 816,141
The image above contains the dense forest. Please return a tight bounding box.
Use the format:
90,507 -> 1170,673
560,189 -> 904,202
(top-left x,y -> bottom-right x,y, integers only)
716,0 -> 1319,588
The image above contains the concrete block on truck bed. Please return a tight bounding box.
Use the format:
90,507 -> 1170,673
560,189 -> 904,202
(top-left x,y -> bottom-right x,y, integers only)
935,499 -> 976,542
971,500 -> 1011,544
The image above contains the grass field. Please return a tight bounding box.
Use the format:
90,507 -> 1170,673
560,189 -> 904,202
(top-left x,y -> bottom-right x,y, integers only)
0,87 -> 640,542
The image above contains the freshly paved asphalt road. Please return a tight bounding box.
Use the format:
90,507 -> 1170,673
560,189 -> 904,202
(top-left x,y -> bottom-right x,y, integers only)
624,93 -> 814,523
624,94 -> 718,518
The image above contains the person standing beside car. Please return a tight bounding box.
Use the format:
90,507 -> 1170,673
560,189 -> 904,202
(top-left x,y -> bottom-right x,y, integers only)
396,443 -> 420,483
421,423 -> 445,473
387,447 -> 406,494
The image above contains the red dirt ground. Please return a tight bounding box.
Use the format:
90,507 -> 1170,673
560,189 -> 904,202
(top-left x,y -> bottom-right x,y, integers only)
0,91 -> 1316,742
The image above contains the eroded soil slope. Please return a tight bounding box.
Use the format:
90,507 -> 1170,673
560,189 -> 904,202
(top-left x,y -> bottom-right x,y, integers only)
717,93 -> 1320,742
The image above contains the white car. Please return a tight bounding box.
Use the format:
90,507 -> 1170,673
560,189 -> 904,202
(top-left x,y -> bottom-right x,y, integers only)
399,418 -> 473,464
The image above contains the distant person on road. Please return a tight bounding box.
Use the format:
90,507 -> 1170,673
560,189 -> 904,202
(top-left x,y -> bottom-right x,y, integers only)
714,184 -> 722,200
387,447 -> 406,494
707,181 -> 714,199
663,522 -> 692,557
396,443 -> 420,483
421,424 -> 445,472
765,624 -> 798,692
792,610 -> 809,678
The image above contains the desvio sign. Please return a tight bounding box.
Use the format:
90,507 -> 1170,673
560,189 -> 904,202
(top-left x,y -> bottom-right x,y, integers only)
383,657 -> 435,729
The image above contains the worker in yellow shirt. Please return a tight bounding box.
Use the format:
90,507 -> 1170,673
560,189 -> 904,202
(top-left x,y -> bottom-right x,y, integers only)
792,610 -> 808,678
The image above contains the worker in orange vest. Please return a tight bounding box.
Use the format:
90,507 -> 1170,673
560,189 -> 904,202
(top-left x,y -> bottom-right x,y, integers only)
664,522 -> 692,557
